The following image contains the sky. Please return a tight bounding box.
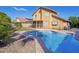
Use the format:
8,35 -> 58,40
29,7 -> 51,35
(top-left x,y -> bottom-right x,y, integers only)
0,6 -> 79,20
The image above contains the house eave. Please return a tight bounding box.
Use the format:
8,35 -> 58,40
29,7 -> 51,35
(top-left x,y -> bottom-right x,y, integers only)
32,7 -> 58,16
52,15 -> 70,23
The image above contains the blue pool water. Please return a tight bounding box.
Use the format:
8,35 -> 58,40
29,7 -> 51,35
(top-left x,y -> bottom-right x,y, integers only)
23,30 -> 79,53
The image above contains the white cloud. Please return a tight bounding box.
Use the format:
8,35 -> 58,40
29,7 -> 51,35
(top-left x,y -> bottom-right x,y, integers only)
12,7 -> 28,11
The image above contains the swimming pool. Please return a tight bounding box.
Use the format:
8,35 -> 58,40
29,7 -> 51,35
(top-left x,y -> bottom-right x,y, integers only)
23,30 -> 79,53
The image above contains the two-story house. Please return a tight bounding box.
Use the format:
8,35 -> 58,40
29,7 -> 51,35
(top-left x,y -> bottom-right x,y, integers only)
32,7 -> 70,30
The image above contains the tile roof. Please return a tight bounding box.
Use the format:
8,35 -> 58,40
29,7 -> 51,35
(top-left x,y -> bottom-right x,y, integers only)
17,17 -> 32,22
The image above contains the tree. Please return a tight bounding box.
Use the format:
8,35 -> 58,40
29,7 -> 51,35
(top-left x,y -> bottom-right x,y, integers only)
69,16 -> 79,28
0,12 -> 13,44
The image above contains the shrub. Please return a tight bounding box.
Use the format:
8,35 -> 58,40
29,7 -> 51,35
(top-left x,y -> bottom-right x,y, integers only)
69,16 -> 79,28
14,22 -> 22,28
0,12 -> 14,44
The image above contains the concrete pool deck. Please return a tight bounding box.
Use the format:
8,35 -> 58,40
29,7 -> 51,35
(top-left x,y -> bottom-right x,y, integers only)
0,39 -> 44,53
15,31 -> 44,53
0,39 -> 36,53
0,31 -> 44,53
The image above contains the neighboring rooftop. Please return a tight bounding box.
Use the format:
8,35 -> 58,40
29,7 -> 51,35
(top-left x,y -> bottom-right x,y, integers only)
16,17 -> 32,22
32,7 -> 58,16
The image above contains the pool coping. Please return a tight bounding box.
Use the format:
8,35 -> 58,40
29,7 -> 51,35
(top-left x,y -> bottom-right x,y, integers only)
35,37 -> 53,53
35,29 -> 75,34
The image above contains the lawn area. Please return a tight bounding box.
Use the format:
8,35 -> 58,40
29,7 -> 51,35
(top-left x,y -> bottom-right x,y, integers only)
16,27 -> 32,31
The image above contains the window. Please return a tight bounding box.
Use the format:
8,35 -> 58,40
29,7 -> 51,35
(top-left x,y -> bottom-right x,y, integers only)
52,22 -> 58,26
35,15 -> 37,18
44,12 -> 49,17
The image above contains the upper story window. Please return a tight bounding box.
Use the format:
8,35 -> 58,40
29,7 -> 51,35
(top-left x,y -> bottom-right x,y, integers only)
35,15 -> 37,18
44,12 -> 49,17
34,15 -> 37,18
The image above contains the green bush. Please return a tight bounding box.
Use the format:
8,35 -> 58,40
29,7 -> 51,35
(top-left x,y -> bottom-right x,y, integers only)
69,16 -> 79,28
0,12 -> 14,43
14,22 -> 22,28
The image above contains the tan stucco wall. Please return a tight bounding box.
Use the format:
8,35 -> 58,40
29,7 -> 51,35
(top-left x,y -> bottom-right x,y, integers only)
41,9 -> 61,29
51,17 -> 69,29
33,9 -> 41,21
41,9 -> 51,29
21,23 -> 32,28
